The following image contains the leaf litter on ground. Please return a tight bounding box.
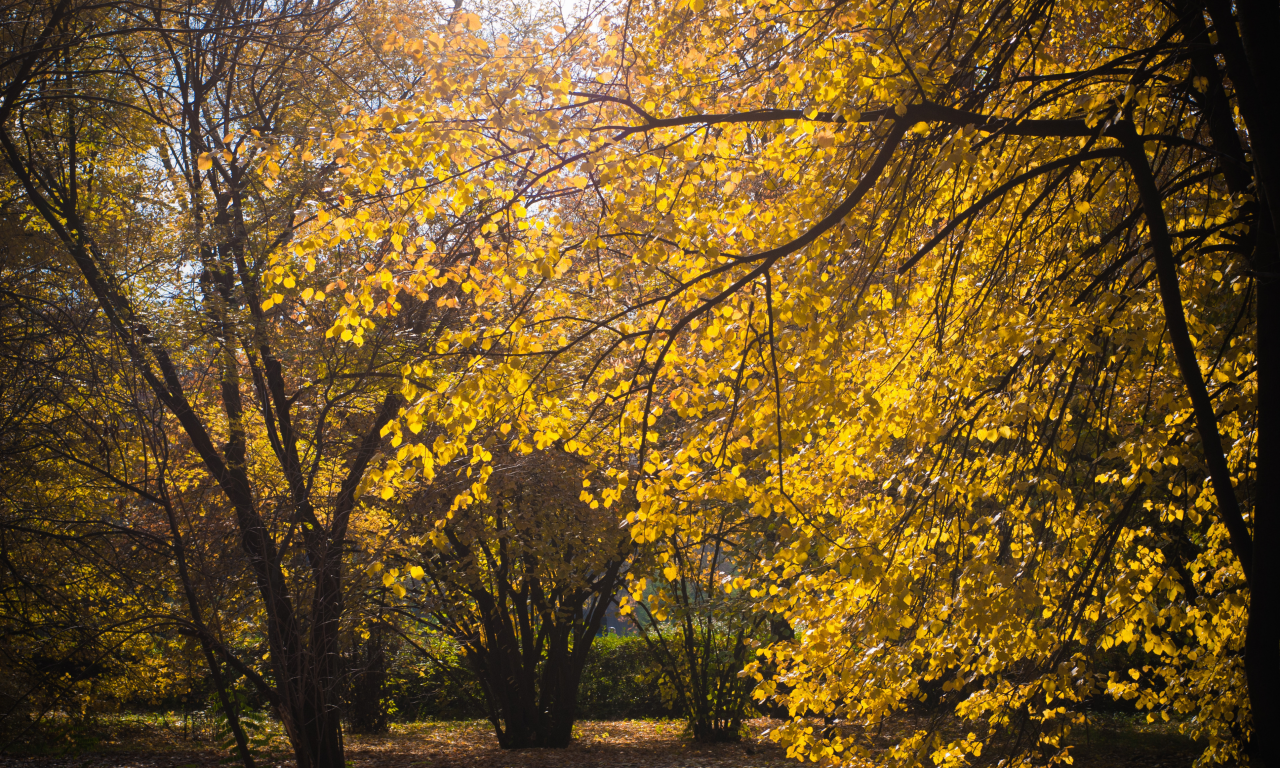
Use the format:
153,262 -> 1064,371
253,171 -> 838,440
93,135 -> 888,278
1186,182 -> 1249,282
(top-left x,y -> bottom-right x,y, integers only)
0,715 -> 1201,768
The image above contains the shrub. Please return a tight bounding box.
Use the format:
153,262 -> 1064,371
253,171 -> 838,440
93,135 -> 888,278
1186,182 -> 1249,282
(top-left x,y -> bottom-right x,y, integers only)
575,634 -> 672,719
384,637 -> 486,721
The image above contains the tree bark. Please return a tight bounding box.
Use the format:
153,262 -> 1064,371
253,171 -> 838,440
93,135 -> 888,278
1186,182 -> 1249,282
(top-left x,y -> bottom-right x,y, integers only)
1250,231 -> 1280,766
1123,116 -> 1278,765
1198,1 -> 1280,761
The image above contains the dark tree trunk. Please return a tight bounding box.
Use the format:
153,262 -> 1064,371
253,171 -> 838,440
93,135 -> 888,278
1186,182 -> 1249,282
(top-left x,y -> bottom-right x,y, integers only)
161,492 -> 256,768
1250,247 -> 1280,767
458,563 -> 622,749
468,620 -> 595,748
346,628 -> 391,735
1199,0 -> 1280,762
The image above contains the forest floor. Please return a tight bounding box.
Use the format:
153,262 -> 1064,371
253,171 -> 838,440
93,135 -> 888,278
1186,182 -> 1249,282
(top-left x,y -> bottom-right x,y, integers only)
0,714 -> 1203,768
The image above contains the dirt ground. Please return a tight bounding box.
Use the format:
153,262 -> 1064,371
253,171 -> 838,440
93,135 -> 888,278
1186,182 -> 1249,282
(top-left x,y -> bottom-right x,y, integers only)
0,716 -> 1203,768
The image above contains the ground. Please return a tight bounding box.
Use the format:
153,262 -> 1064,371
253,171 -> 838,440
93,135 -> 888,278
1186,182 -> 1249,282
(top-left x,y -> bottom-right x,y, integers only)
0,715 -> 1203,768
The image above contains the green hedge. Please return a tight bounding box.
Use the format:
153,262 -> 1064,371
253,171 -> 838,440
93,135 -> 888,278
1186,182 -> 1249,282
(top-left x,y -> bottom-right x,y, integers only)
384,633 -> 672,721
575,634 -> 672,719
385,638 -> 486,721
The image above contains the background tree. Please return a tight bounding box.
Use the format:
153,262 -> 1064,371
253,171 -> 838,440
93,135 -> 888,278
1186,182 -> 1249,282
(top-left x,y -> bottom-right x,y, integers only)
386,446 -> 631,748
0,0 -> 471,765
621,502 -> 772,743
0,171 -> 221,748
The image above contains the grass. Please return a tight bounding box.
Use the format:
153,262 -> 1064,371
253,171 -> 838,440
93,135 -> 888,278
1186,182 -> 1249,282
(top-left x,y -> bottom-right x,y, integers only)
0,709 -> 294,760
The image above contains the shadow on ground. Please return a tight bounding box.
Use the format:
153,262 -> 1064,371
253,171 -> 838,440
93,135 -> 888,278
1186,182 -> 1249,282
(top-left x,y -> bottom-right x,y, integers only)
0,715 -> 1203,768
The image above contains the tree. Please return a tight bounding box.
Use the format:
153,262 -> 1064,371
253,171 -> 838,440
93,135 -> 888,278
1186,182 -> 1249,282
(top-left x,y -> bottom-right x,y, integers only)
621,502 -> 772,742
314,0 -> 1278,763
386,446 -> 631,748
0,174 -> 216,747
0,0 -> 463,765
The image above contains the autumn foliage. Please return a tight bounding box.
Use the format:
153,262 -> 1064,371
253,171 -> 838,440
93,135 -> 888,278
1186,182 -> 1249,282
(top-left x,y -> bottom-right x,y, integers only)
3,0 -> 1278,765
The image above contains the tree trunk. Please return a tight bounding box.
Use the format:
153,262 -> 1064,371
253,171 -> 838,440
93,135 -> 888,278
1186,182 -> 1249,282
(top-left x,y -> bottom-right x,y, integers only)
346,628 -> 391,735
1249,258 -> 1280,766
1200,0 -> 1280,761
161,492 -> 256,768
536,628 -> 586,748
466,582 -> 615,748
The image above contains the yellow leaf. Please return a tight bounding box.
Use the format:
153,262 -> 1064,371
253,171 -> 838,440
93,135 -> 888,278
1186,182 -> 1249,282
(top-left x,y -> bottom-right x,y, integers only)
197,152 -> 213,171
